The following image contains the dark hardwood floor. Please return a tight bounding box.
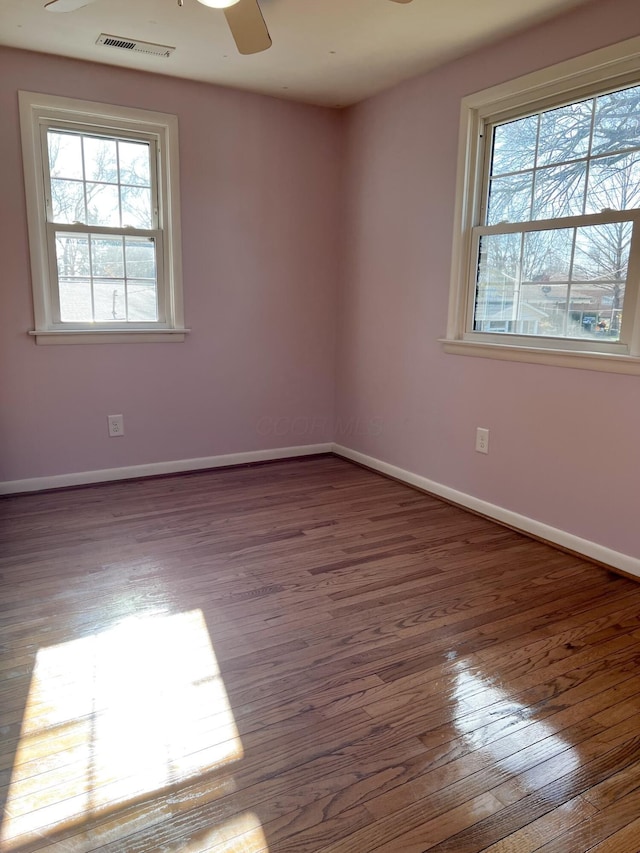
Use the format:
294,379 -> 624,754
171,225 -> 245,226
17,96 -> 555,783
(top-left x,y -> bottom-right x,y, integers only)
1,455 -> 640,852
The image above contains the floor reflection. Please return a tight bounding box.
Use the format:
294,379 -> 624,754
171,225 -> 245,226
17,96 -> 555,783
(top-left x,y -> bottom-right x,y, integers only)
452,659 -> 581,779
194,812 -> 269,853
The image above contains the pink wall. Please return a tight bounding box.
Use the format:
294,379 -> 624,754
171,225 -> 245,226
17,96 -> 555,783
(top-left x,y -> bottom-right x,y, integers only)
337,0 -> 640,558
0,48 -> 342,481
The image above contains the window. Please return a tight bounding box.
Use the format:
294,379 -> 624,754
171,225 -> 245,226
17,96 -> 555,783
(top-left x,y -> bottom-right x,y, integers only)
445,38 -> 640,374
19,92 -> 186,344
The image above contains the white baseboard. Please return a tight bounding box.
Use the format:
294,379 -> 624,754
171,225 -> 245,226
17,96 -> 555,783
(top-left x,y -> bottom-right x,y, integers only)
3,441 -> 636,578
332,444 -> 639,578
0,444 -> 332,496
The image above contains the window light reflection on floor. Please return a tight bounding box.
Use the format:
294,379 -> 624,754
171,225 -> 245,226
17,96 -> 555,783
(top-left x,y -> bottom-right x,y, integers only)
189,812 -> 270,853
452,661 -> 580,779
1,609 -> 245,850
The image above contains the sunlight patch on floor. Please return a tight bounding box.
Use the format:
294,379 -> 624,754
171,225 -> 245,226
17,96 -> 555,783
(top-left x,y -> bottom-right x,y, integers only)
1,609 -> 243,850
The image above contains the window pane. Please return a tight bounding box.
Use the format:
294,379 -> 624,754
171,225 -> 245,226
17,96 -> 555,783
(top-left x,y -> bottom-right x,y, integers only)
474,233 -> 521,331
55,231 -> 158,324
55,233 -> 90,278
51,179 -> 86,224
83,136 -> 118,184
533,163 -> 586,219
56,234 -> 93,322
491,115 -> 538,176
121,186 -> 153,229
126,281 -> 158,321
118,140 -> 151,186
486,174 -> 533,224
516,280 -> 568,337
571,223 -> 629,342
478,232 -> 522,286
91,236 -> 124,279
520,229 -> 574,337
47,132 -> 83,180
567,285 -> 609,339
125,238 -> 156,280
59,279 -> 92,322
592,85 -> 640,157
585,152 -> 640,213
86,183 -> 120,227
93,280 -> 126,321
522,227 -> 573,283
536,100 -> 593,167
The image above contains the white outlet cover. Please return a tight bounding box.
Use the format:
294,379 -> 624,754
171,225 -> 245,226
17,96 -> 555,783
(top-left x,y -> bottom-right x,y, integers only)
475,427 -> 489,454
108,414 -> 124,437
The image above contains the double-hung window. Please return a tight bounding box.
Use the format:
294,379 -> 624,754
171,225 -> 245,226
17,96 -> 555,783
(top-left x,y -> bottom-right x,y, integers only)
445,38 -> 640,374
19,92 -> 185,344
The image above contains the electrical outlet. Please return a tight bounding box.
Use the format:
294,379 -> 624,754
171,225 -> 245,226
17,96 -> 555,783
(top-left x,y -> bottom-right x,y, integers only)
475,427 -> 489,454
108,414 -> 124,437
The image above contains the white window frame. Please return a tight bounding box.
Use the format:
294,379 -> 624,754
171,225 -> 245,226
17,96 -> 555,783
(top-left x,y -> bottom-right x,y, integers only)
19,92 -> 187,344
444,36 -> 640,375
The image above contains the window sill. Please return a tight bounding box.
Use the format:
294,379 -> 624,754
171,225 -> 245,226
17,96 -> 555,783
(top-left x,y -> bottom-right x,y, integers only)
29,329 -> 190,345
440,338 -> 640,375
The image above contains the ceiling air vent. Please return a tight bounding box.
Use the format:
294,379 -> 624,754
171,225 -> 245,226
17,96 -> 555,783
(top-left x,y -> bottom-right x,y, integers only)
96,34 -> 175,58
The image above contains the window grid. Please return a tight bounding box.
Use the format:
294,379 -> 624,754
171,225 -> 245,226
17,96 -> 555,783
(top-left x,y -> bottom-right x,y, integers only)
486,89 -> 640,221
46,130 -> 154,231
55,233 -> 158,324
473,82 -> 640,346
473,221 -> 632,341
43,126 -> 159,326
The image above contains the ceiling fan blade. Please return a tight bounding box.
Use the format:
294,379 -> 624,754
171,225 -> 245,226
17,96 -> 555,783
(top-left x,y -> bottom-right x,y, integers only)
388,0 -> 413,3
223,0 -> 271,55
45,0 -> 98,11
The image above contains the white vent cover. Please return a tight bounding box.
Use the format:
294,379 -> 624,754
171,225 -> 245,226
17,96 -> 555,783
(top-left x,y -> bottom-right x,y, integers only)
96,34 -> 175,58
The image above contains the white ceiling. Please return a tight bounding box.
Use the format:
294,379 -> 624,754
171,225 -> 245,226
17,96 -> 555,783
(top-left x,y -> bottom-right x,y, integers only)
1,0 -> 589,107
